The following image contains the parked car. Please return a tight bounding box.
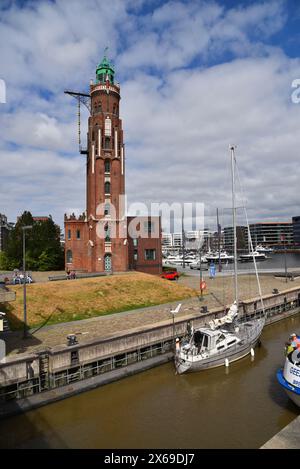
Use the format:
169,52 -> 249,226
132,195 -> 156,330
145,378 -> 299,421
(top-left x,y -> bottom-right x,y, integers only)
160,271 -> 179,281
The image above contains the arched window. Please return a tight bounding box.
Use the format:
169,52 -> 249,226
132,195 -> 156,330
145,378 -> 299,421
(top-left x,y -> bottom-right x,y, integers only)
104,159 -> 110,173
105,181 -> 110,194
66,250 -> 73,263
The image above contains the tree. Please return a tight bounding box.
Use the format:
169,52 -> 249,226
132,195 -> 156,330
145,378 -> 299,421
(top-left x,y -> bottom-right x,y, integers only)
0,251 -> 9,270
4,211 -> 64,271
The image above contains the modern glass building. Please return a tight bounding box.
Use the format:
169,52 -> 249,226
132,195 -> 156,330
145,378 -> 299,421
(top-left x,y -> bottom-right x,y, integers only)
249,222 -> 293,247
292,216 -> 300,245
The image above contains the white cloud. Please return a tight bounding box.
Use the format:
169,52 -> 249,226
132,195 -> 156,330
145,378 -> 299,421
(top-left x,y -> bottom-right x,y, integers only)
0,0 -> 299,233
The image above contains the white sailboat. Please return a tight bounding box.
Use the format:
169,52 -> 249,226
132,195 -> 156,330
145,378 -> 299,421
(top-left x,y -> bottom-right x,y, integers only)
175,146 -> 266,374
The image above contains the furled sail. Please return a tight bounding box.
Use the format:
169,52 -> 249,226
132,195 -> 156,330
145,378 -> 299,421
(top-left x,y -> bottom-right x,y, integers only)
208,302 -> 238,330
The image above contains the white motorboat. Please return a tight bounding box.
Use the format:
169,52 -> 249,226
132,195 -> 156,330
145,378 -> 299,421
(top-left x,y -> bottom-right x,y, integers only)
277,337 -> 300,408
163,256 -> 195,266
189,260 -> 208,270
239,251 -> 266,262
255,244 -> 273,254
205,251 -> 234,263
175,146 -> 265,375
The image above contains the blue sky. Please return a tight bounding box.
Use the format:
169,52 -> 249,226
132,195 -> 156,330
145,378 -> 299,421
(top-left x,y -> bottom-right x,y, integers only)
1,0 -> 300,231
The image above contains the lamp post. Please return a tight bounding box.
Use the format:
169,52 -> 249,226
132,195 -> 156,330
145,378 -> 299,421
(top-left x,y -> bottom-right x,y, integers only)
22,225 -> 33,338
170,303 -> 181,353
199,245 -> 204,301
281,234 -> 288,283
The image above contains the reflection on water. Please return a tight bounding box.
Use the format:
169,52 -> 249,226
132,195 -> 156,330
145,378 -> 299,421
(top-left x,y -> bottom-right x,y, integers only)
0,314 -> 300,449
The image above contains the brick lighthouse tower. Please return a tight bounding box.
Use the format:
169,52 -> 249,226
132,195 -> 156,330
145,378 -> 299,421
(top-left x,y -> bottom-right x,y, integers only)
64,55 -> 128,273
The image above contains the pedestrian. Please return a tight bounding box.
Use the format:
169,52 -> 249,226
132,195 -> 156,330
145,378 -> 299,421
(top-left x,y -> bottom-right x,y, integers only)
285,340 -> 294,356
290,333 -> 300,350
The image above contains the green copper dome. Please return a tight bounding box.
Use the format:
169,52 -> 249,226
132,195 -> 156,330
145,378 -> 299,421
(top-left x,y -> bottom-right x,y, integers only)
96,54 -> 114,85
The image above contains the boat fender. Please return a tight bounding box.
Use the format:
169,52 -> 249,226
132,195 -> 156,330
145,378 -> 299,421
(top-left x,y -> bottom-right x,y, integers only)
225,358 -> 229,367
251,348 -> 255,357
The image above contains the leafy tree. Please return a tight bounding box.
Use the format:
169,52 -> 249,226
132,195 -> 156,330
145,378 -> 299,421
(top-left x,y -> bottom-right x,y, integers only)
0,251 -> 9,270
4,211 -> 64,271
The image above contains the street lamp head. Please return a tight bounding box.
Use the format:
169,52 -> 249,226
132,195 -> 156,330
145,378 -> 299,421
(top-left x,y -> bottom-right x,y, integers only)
171,303 -> 182,315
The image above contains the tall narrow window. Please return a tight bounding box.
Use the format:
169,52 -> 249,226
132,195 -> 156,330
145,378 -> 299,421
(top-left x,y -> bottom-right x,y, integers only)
105,137 -> 110,149
66,250 -> 73,263
105,117 -> 111,136
76,229 -> 81,240
105,181 -> 111,194
144,221 -> 154,235
105,159 -> 111,173
104,203 -> 110,215
68,229 -> 71,240
104,226 -> 111,242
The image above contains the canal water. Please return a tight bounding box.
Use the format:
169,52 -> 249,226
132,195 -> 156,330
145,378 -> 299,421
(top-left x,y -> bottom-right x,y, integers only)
0,314 -> 300,449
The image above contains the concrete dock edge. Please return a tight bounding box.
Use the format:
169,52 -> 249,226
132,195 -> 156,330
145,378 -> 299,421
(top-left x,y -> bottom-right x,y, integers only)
261,415 -> 300,449
0,353 -> 173,420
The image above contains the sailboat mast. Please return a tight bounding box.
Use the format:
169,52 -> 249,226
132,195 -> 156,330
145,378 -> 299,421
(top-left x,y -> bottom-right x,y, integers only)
230,145 -> 238,305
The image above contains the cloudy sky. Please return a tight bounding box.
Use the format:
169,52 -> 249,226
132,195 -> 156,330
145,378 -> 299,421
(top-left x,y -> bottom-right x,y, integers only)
1,0 -> 300,232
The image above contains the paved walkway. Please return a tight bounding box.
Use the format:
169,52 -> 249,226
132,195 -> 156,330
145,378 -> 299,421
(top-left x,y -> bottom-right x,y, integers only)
4,297 -> 201,356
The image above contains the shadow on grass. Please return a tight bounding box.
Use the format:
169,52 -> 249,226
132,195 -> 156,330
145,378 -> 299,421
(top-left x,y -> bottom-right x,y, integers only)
0,302 -> 43,355
30,310 -> 57,335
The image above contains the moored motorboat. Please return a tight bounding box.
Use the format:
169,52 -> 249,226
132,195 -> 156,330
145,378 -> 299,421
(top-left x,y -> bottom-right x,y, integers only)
255,244 -> 273,254
239,251 -> 266,262
205,251 -> 234,263
277,336 -> 300,408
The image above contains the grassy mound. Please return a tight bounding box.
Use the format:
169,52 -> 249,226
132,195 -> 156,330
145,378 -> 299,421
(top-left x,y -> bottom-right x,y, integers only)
2,272 -> 197,330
